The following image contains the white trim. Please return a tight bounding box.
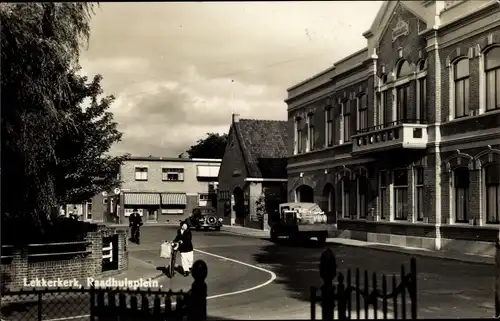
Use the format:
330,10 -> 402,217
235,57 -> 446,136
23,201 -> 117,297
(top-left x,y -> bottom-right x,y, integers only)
191,158 -> 222,162
134,165 -> 149,168
244,178 -> 288,182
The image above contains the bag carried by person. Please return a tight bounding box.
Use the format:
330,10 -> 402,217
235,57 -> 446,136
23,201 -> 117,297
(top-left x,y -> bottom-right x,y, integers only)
160,241 -> 172,259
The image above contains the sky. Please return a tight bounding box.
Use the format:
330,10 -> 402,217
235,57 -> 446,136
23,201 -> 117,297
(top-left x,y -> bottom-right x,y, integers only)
79,1 -> 383,157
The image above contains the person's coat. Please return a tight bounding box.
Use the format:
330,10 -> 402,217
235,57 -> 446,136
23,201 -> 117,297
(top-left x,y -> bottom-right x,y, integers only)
174,228 -> 193,253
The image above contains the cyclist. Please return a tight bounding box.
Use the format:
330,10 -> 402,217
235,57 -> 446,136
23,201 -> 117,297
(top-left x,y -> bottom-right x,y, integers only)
173,220 -> 193,276
129,209 -> 143,244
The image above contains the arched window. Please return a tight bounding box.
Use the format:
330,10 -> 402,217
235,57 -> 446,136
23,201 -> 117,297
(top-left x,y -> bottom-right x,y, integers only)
417,60 -> 427,122
453,166 -> 470,223
454,58 -> 470,118
357,175 -> 368,218
397,60 -> 412,78
396,60 -> 411,122
485,46 -> 500,111
357,94 -> 368,132
484,162 -> 500,224
417,59 -> 427,72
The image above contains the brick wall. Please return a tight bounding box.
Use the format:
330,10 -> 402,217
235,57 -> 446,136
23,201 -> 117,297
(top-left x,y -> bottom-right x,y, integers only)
1,224 -> 128,290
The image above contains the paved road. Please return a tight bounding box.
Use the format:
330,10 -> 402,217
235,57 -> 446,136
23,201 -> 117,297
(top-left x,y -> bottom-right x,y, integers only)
1,226 -> 495,320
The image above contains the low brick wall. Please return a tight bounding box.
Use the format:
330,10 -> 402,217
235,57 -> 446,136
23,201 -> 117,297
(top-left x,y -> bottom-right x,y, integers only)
1,224 -> 128,290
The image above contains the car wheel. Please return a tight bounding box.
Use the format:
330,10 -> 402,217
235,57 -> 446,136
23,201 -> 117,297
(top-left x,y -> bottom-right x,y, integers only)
270,229 -> 278,242
215,226 -> 221,231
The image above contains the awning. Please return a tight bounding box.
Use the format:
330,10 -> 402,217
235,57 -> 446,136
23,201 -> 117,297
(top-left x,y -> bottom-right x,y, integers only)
124,193 -> 160,206
161,193 -> 187,205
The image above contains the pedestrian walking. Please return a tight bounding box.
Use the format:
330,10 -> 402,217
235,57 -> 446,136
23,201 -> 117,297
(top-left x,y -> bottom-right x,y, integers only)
173,220 -> 194,276
129,209 -> 143,244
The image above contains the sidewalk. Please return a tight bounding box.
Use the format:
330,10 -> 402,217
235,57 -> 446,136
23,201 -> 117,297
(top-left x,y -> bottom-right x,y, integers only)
220,225 -> 495,266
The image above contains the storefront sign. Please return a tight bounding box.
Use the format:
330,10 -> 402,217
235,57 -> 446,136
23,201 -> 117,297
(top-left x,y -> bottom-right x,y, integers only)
392,17 -> 409,42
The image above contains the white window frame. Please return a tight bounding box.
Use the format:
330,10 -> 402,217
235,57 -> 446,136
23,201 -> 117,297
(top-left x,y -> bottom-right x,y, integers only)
325,107 -> 334,148
162,167 -> 184,181
449,58 -> 471,121
134,166 -> 148,181
484,46 -> 500,113
85,200 -> 93,221
450,166 -> 470,224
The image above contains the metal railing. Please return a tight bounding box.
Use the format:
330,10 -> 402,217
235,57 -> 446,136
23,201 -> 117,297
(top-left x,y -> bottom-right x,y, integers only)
355,119 -> 427,135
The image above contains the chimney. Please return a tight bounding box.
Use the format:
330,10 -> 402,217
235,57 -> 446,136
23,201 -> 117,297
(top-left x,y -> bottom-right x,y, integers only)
232,113 -> 240,123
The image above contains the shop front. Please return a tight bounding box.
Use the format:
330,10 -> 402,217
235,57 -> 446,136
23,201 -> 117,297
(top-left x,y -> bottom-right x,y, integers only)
122,192 -> 161,223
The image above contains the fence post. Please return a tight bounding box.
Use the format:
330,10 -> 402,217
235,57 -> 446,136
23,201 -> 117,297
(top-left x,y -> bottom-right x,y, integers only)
495,230 -> 500,318
37,292 -> 42,321
320,248 -> 336,321
89,283 -> 95,321
188,259 -> 208,321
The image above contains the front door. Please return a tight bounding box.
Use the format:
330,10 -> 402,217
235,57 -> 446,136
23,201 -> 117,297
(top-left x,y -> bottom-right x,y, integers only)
147,209 -> 157,222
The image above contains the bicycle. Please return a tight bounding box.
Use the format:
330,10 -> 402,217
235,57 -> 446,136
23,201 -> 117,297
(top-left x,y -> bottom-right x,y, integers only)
165,241 -> 180,278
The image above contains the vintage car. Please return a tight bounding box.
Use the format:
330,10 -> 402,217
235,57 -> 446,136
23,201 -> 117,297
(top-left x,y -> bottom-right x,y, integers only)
188,206 -> 223,231
269,202 -> 330,245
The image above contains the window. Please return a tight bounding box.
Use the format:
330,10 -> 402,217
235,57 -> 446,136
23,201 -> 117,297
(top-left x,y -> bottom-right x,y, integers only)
325,107 -> 334,147
199,193 -> 210,207
453,167 -> 469,223
342,178 -> 350,218
85,200 -> 92,220
307,113 -> 315,151
382,90 -> 390,126
417,77 -> 427,121
357,94 -> 368,131
454,59 -> 470,118
357,176 -> 368,218
485,163 -> 500,224
162,168 -> 184,181
342,101 -> 351,142
414,167 -> 424,221
396,84 -> 409,121
397,60 -> 412,78
393,169 -> 408,220
295,118 -> 302,154
379,171 -> 388,219
135,167 -> 148,181
485,47 -> 500,111
417,60 -> 427,122
335,106 -> 342,144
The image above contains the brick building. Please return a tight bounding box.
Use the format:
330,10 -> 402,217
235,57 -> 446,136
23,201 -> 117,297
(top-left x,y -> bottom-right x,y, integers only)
217,114 -> 288,229
286,0 -> 500,256
112,156 -> 221,224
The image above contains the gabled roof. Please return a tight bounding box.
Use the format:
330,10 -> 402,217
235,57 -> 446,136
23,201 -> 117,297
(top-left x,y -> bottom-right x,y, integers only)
233,119 -> 288,179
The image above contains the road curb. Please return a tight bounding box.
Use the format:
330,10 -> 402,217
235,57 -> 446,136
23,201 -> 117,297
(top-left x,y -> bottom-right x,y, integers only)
220,226 -> 495,266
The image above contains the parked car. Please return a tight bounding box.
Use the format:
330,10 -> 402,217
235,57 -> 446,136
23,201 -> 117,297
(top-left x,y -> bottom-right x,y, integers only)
269,202 -> 330,245
188,207 -> 223,231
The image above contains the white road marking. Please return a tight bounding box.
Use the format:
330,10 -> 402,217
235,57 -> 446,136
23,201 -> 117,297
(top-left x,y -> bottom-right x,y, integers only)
42,249 -> 276,321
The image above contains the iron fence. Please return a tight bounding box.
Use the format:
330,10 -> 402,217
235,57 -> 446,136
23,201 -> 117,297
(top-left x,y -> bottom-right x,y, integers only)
0,261 -> 208,321
310,248 -> 417,320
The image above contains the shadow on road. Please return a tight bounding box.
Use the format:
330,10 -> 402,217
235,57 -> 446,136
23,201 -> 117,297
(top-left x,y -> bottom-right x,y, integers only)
252,237 -> 329,302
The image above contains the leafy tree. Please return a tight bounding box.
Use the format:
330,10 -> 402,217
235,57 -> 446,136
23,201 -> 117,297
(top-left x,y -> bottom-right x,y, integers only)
1,3 -> 125,234
186,133 -> 228,159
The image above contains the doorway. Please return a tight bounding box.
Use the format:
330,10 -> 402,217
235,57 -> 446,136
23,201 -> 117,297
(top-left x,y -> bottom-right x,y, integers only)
296,185 -> 314,203
233,187 -> 245,226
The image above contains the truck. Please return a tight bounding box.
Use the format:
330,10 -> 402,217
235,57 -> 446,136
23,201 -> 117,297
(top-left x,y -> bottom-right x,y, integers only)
269,202 -> 331,245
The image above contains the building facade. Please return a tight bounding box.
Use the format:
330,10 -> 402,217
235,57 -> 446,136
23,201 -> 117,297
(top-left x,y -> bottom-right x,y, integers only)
286,0 -> 500,256
114,156 -> 221,224
217,114 -> 288,229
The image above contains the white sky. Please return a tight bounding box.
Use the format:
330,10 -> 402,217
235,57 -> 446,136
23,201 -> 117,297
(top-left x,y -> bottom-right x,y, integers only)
79,1 -> 383,157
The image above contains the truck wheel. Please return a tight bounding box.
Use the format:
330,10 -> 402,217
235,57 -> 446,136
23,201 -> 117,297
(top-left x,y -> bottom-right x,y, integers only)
317,234 -> 327,246
270,229 -> 278,243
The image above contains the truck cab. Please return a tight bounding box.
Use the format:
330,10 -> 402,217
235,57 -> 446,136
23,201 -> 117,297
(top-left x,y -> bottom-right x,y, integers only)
269,202 -> 331,245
